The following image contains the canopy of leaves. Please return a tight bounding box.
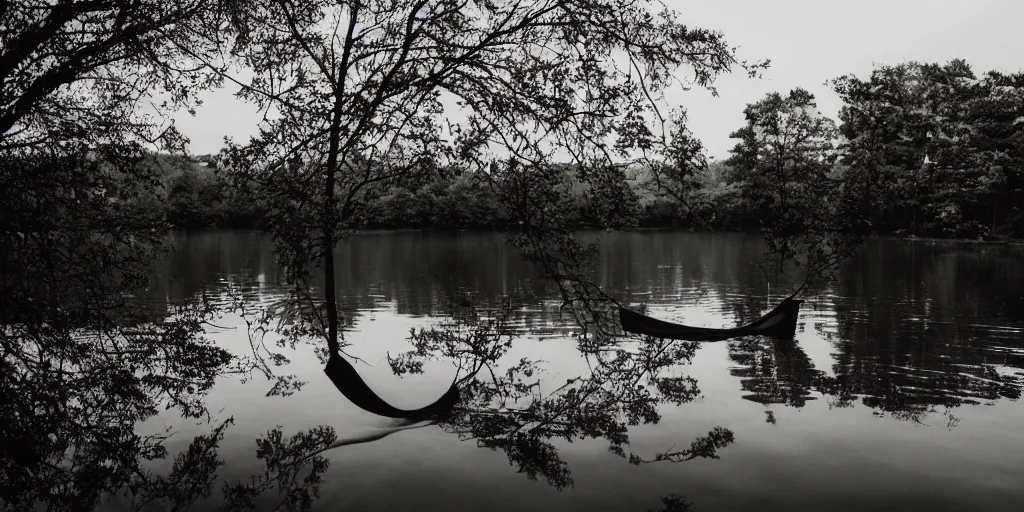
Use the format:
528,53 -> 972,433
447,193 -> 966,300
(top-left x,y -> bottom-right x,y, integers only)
832,59 -> 1024,238
0,0 -> 232,153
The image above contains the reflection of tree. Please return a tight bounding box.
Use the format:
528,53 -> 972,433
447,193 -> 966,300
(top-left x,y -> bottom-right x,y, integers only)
630,292 -> 821,419
721,325 -> 1023,427
159,231 -> 788,319
1,244 -> 325,511
646,494 -> 694,512
815,357 -> 1021,426
717,293 -> 1024,427
28,230 -> 1021,509
2,385 -> 339,512
388,298 -> 735,491
662,239 -> 1024,428
128,419 -> 234,511
818,242 -> 1024,424
219,426 -> 337,512
0,293 -> 235,509
122,419 -> 338,511
728,337 -> 819,409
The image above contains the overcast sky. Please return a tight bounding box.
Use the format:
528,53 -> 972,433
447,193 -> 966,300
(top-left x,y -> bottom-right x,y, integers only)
173,0 -> 1024,160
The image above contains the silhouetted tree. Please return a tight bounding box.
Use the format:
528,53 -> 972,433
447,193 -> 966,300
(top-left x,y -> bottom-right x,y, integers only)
725,88 -> 863,291
0,3 -> 261,508
213,0 -> 766,356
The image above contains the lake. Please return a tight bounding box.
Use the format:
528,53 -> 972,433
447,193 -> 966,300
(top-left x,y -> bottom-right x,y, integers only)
104,230 -> 1024,511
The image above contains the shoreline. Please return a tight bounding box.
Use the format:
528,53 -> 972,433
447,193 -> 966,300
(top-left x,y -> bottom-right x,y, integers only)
167,225 -> 1024,245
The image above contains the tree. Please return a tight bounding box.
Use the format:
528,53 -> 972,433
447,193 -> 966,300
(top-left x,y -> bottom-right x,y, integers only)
830,59 -> 1024,238
833,61 -> 952,235
640,108 -> 715,227
692,160 -> 743,230
0,2 -> 268,508
0,0 -> 231,153
725,88 -> 858,290
216,0 -> 765,355
962,71 -> 1024,237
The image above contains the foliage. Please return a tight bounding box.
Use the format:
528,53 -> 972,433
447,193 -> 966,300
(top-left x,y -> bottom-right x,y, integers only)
723,88 -> 864,290
156,154 -> 268,228
832,60 -> 1024,239
0,0 -> 227,152
210,0 -> 762,356
0,2 -> 273,509
635,108 -> 715,227
358,168 -> 513,229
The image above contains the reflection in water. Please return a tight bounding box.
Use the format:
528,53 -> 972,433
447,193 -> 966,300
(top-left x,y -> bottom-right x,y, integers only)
217,424 -> 339,511
824,244 -> 1024,420
5,230 -> 1024,510
0,290 -> 239,510
728,336 -> 819,409
386,300 -> 734,491
161,233 -> 1024,505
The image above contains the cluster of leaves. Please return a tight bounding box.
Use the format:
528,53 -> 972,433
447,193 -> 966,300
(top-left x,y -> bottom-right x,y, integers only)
157,155 -> 268,228
350,163 -> 512,229
0,0 -> 227,153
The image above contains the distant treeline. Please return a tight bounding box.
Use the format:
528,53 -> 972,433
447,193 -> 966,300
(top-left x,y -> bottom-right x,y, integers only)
147,154 -> 724,231
152,59 -> 1022,239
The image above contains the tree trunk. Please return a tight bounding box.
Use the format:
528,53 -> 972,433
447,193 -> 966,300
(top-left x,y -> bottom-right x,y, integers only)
323,2 -> 361,356
323,98 -> 343,355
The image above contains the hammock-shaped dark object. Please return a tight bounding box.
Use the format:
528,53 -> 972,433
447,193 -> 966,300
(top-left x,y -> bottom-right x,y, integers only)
324,353 -> 460,420
618,297 -> 803,341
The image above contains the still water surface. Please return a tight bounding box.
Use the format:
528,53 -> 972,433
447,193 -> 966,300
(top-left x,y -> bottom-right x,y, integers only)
114,230 -> 1024,511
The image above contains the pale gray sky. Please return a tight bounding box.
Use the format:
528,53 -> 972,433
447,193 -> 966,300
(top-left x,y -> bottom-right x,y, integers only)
174,0 -> 1024,160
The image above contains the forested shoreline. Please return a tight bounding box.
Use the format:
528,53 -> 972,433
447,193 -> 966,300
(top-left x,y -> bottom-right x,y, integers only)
157,58 -> 1024,241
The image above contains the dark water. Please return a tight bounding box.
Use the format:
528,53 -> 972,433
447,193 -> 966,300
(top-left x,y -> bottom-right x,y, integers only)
112,230 -> 1024,511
